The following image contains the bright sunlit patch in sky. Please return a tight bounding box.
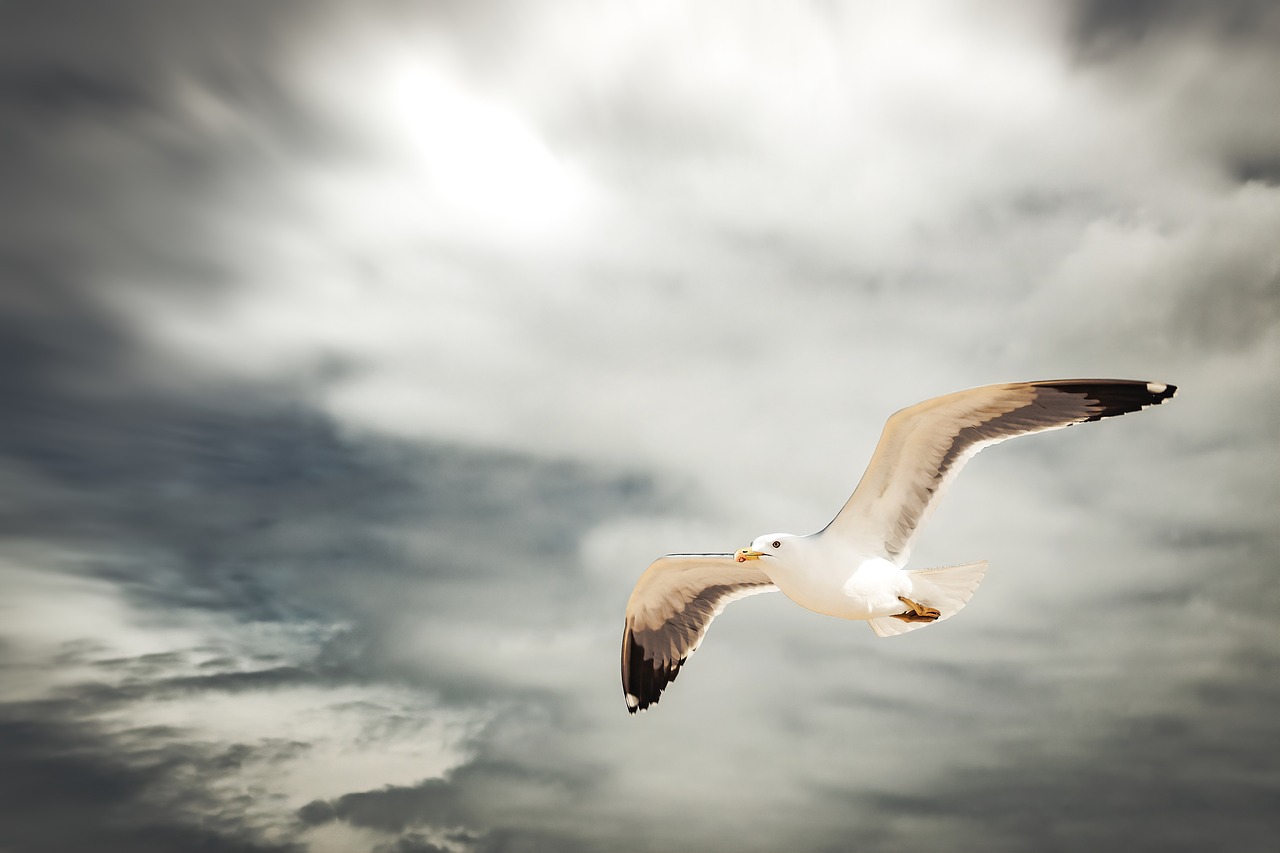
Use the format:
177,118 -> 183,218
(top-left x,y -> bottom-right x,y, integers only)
387,62 -> 585,237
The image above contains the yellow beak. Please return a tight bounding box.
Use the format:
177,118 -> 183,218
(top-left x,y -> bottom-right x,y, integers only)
735,549 -> 765,563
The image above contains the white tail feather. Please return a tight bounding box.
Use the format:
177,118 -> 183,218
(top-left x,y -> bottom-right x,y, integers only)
867,560 -> 988,638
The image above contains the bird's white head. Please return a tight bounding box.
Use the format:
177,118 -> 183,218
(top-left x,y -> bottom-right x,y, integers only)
735,532 -> 800,564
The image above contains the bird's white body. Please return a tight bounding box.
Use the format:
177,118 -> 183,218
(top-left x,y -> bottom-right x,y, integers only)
838,557 -> 913,619
746,533 -> 910,621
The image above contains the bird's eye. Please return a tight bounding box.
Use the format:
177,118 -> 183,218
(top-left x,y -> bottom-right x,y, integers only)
771,540 -> 781,549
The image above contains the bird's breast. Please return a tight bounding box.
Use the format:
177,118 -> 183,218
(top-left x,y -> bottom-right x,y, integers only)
771,555 -> 908,621
840,557 -> 911,617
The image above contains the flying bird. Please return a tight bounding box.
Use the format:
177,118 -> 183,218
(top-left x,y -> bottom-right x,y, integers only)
621,379 -> 1177,713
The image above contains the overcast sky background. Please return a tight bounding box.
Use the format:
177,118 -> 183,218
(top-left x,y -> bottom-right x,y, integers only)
2,2 -> 1278,851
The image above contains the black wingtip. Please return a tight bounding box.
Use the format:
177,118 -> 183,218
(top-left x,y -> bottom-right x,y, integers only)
1036,379 -> 1177,422
622,626 -> 664,715
622,623 -> 689,715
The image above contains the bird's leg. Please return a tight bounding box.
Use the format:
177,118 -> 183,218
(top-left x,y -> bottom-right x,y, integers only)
892,596 -> 941,623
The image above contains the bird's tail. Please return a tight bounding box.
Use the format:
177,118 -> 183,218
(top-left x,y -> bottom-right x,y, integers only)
867,560 -> 988,638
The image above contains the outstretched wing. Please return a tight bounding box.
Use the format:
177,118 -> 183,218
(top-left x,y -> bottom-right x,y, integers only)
824,379 -> 1177,565
622,554 -> 777,714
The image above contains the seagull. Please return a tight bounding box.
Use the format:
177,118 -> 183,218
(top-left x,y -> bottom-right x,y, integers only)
621,379 -> 1177,713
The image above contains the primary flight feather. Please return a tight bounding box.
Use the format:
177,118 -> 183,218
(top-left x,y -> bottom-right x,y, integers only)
621,379 -> 1177,713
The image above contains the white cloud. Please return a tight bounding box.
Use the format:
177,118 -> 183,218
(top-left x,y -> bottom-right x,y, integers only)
0,548 -> 482,843
106,2 -> 1275,493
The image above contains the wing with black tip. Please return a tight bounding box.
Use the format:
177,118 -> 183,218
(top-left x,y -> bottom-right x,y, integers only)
621,554 -> 777,714
825,379 -> 1177,564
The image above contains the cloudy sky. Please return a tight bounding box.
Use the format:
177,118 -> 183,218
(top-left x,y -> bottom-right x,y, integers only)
2,2 -> 1278,851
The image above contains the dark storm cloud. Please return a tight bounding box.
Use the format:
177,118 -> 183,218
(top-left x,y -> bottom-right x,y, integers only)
0,709 -> 303,853
0,63 -> 150,117
0,216 -> 657,615
1068,0 -> 1280,52
1232,157 -> 1280,186
1066,1 -> 1280,188
371,836 -> 451,853
0,325 -> 651,845
843,646 -> 1280,853
0,103 -> 659,844
300,755 -> 596,853
0,2 -> 369,339
0,256 -> 660,696
1,372 -> 656,623
0,1 -> 318,132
